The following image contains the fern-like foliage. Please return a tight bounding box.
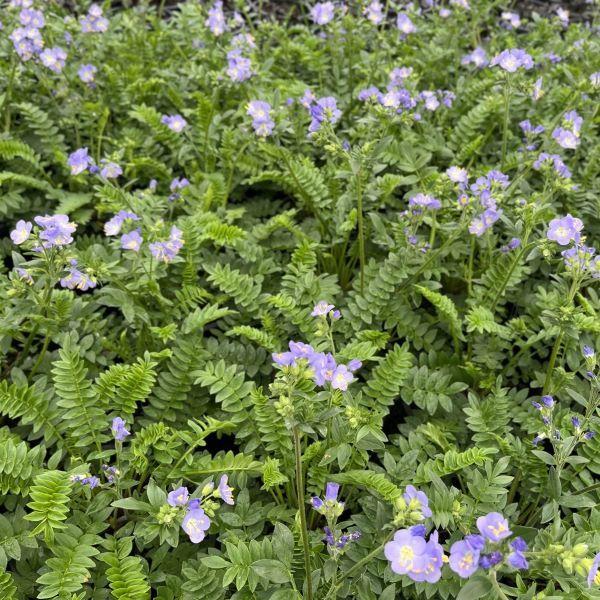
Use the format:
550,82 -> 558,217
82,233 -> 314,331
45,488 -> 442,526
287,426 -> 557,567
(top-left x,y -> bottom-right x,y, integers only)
192,360 -> 253,421
36,526 -> 101,598
52,340 -> 107,450
181,559 -> 225,600
204,263 -> 263,312
364,344 -> 413,412
0,379 -> 64,444
0,438 -> 45,494
98,537 -> 150,600
414,285 -> 463,350
346,252 -> 407,325
94,353 -> 157,416
331,470 -> 402,502
414,448 -> 497,484
24,470 -> 72,544
0,570 -> 17,600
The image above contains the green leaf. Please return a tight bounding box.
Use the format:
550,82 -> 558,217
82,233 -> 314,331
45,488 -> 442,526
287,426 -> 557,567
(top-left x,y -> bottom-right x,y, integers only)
111,499 -> 152,512
456,575 -> 493,600
250,559 -> 290,584
202,556 -> 231,569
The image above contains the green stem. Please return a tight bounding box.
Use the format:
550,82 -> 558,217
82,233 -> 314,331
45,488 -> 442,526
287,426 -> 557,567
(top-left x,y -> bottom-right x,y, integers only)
542,331 -> 564,395
501,78 -> 512,169
489,570 -> 510,600
324,531 -> 393,600
293,427 -> 313,600
466,236 -> 475,295
29,334 -> 50,377
356,171 -> 365,295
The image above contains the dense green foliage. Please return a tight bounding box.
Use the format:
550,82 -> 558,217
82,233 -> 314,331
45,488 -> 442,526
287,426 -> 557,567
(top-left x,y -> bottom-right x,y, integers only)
1,0 -> 600,598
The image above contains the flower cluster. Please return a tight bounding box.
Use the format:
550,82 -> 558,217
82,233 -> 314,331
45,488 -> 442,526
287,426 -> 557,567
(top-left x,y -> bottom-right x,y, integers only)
149,226 -> 184,263
312,483 -> 361,558
306,96 -> 342,133
468,170 -> 509,236
60,259 -> 97,291
206,0 -> 227,36
80,3 -> 109,33
9,8 -> 45,61
489,48 -> 533,72
161,475 -> 234,543
533,152 -> 571,179
532,384 -> 595,447
364,1 -> 384,25
247,101 -> 275,137
449,513 -> 528,578
272,339 -> 360,391
385,527 -> 444,583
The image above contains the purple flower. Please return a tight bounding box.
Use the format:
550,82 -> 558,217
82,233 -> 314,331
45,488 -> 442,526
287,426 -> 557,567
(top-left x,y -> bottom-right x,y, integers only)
331,365 -> 354,391
35,214 -> 76,247
449,538 -> 481,578
583,346 -> 595,358
121,229 -> 143,252
312,352 -> 337,386
389,66 -> 413,87
104,211 -> 140,236
218,474 -> 235,505
590,72 -> 600,88
167,486 -> 189,507
358,86 -> 382,102
325,482 -> 339,502
364,1 -> 384,24
20,8 -> 45,28
462,47 -> 488,68
409,193 -> 441,211
556,7 -> 569,27
588,553 -> 600,587
289,341 -> 315,360
100,162 -> 122,179
446,166 -> 468,185
419,91 -> 440,111
10,220 -> 32,244
396,13 -> 416,36
81,4 -> 109,33
227,54 -> 252,82
149,226 -> 184,263
404,484 -> 432,518
547,214 -> 583,245
347,359 -> 362,372
111,417 -> 130,441
510,537 -> 528,552
476,512 -> 511,542
533,153 -> 571,179
78,64 -> 97,83
490,49 -> 533,72
15,268 -> 33,284
311,496 -> 323,509
501,11 -> 521,29
572,416 -> 581,429
170,177 -> 190,192
60,265 -> 97,291
532,77 -> 543,101
311,2 -> 335,25
182,507 -> 211,543
312,300 -> 335,316
272,351 -> 296,366
309,96 -> 341,133
40,47 -> 67,73
562,245 -> 596,271
68,148 -> 92,175
585,431 -> 596,440
552,127 -> 579,150
542,395 -> 554,407
479,551 -> 503,569
384,529 -> 444,583
81,476 -> 100,489
206,1 -> 227,35
161,114 -> 187,133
